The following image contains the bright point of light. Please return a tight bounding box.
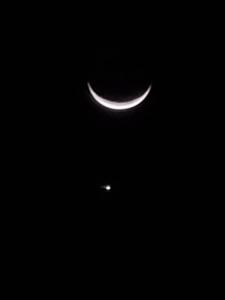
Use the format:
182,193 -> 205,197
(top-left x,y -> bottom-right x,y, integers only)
105,185 -> 111,191
101,184 -> 111,191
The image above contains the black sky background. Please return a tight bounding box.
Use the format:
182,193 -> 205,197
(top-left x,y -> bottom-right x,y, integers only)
9,5 -> 205,228
26,43 -> 191,213
4,6 -> 217,279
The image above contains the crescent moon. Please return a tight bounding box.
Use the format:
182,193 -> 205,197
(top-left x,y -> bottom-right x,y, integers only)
87,82 -> 151,110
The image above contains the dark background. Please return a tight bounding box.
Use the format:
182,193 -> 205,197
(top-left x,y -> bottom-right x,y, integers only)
10,6 -> 204,225
5,6 -> 216,279
27,42 -> 191,212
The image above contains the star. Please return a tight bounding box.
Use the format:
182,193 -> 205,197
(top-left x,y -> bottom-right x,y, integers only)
101,184 -> 111,191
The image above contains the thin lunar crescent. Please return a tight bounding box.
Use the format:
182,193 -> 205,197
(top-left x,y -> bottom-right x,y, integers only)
87,82 -> 151,110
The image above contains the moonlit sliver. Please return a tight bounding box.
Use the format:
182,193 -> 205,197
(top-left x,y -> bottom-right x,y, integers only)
88,82 -> 151,110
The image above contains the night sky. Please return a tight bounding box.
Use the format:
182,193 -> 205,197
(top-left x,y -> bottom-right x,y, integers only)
29,43 -> 188,209
13,8 -> 200,226
6,7 -> 212,274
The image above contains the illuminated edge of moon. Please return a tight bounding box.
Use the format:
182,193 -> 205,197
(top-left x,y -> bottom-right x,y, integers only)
87,82 -> 151,110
